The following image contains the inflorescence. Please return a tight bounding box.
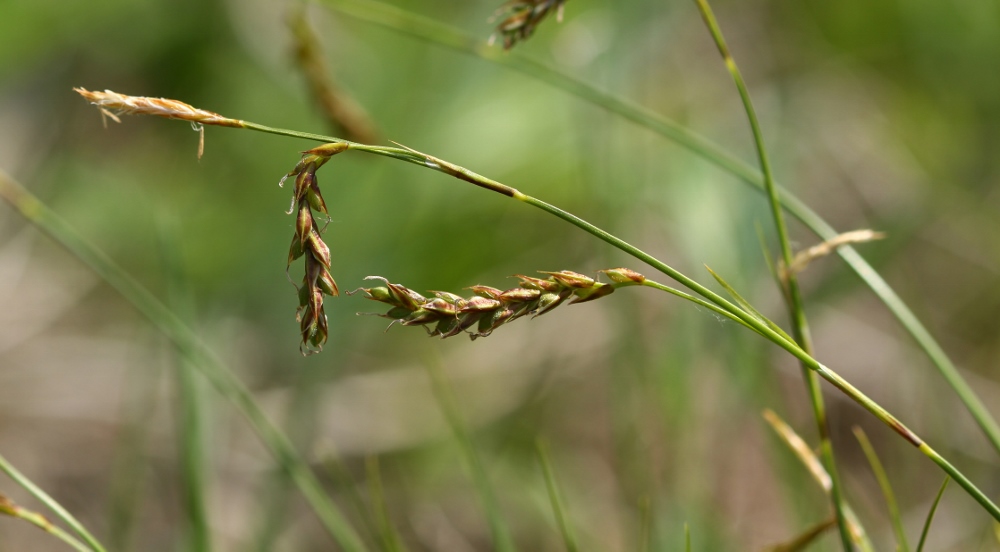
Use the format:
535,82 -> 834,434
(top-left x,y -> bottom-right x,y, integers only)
281,143 -> 349,354
353,268 -> 646,339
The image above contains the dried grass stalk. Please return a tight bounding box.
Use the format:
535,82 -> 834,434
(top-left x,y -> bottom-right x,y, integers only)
781,229 -> 886,279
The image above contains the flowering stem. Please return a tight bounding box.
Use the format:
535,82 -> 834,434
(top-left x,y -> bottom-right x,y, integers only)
69,95 -> 1000,522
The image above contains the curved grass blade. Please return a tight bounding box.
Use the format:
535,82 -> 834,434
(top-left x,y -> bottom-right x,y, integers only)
316,0 -> 1000,458
915,477 -> 949,552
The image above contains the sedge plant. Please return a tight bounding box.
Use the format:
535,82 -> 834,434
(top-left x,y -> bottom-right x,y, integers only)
64,83 -> 1000,528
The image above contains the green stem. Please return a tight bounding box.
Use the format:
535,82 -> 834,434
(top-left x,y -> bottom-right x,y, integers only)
691,0 -> 851,548
0,170 -> 368,552
66,109 -> 1000,520
0,453 -> 108,552
315,0 -> 1000,459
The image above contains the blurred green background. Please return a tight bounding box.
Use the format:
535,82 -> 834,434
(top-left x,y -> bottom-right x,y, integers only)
1,0 -> 999,550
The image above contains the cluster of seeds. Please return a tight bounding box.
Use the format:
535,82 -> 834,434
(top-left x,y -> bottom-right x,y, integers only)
281,143 -> 349,354
354,268 -> 645,339
490,0 -> 568,50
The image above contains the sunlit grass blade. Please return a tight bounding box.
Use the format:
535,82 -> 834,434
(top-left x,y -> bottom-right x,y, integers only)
0,454 -> 107,552
535,439 -> 579,552
0,492 -> 93,552
764,518 -> 837,552
366,456 -> 407,552
0,170 -> 368,552
853,426 -> 909,552
915,477 -> 949,552
424,353 -> 515,552
316,0 -> 1000,459
684,523 -> 691,552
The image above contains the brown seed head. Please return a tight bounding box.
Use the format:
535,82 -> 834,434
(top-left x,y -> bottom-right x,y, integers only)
74,88 -> 242,127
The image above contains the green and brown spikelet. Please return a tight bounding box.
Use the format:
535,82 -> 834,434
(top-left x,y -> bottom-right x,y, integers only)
353,268 -> 644,339
490,0 -> 568,50
282,143 -> 349,354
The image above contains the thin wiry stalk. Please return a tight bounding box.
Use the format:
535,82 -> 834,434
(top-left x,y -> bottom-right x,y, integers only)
0,170 -> 368,552
691,0 -> 850,547
0,453 -> 107,552
67,92 -> 1000,521
915,477 -> 949,552
315,0 -> 1000,459
0,493 -> 92,552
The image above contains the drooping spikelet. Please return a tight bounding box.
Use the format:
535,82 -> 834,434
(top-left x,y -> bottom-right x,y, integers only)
353,268 -> 644,339
490,0 -> 568,50
282,143 -> 350,355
